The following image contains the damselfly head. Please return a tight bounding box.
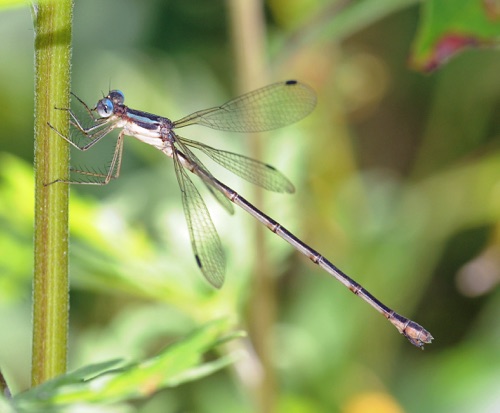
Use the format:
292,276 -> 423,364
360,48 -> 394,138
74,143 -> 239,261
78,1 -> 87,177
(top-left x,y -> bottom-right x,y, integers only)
107,90 -> 125,105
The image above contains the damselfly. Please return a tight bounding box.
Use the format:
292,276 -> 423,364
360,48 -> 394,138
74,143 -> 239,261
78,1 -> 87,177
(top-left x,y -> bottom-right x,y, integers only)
48,80 -> 433,348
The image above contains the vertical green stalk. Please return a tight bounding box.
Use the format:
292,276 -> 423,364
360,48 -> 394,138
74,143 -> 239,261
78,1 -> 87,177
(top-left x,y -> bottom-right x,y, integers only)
227,1 -> 277,412
32,0 -> 73,386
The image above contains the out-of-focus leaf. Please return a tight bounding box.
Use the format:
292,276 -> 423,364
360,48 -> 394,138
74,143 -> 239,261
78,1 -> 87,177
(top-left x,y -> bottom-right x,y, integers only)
14,319 -> 243,409
15,360 -> 124,404
0,0 -> 28,10
0,392 -> 17,413
0,153 -> 237,320
411,0 -> 500,71
276,0 -> 419,60
0,153 -> 35,301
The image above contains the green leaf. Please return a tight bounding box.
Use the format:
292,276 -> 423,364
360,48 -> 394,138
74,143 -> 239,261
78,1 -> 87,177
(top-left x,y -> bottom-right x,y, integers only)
411,0 -> 500,71
14,319 -> 243,409
0,394 -> 17,413
0,0 -> 28,10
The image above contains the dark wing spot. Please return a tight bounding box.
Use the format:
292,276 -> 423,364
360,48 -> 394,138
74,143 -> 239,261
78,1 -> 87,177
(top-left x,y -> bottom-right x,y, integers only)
195,254 -> 202,268
265,163 -> 277,171
285,80 -> 297,85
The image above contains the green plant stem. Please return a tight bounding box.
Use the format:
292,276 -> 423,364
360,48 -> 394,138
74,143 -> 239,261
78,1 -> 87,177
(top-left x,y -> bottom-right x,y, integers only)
32,0 -> 73,387
227,1 -> 277,412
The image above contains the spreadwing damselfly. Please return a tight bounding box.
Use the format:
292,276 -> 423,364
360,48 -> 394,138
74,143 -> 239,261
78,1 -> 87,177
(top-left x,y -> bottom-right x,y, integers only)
48,80 -> 433,348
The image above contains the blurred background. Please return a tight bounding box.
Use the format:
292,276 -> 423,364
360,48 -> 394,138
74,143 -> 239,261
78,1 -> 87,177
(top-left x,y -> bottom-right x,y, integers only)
1,0 -> 500,412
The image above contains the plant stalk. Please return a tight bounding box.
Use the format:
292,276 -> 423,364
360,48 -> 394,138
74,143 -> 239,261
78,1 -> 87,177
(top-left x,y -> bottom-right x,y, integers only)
227,1 -> 277,412
32,0 -> 73,386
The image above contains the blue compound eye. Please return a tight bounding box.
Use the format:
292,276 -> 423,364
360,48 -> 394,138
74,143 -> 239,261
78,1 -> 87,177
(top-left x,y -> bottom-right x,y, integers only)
96,98 -> 114,118
108,90 -> 124,105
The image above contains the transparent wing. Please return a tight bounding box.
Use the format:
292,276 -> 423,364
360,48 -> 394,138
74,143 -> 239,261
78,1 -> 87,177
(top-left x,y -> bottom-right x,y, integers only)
180,136 -> 295,193
175,136 -> 234,214
173,80 -> 316,132
172,149 -> 226,289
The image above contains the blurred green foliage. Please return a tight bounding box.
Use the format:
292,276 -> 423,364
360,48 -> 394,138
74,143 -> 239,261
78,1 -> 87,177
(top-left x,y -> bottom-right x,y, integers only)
1,0 -> 500,412
12,319 -> 243,411
411,0 -> 500,70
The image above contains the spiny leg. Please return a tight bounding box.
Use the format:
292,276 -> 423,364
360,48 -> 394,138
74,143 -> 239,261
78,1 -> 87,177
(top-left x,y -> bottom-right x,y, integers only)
46,131 -> 125,186
70,91 -> 96,120
48,108 -> 114,142
47,120 -> 116,151
50,92 -> 113,140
